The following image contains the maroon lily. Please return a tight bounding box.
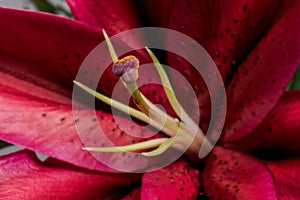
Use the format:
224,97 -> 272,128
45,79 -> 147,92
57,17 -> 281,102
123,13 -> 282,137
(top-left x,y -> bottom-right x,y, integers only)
0,0 -> 300,199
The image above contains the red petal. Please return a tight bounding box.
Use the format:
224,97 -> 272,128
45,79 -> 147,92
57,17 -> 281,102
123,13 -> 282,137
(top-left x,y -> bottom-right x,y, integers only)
66,0 -> 141,29
66,0 -> 143,45
165,0 -> 282,128
266,158 -> 300,200
141,159 -> 200,199
0,7 -> 178,172
164,1 -> 300,142
0,150 -> 140,200
0,59 -> 71,105
0,80 -> 167,172
203,147 -> 277,199
224,90 -> 300,155
222,1 -> 300,142
167,0 -> 281,75
0,7 -> 100,89
0,7 -> 173,115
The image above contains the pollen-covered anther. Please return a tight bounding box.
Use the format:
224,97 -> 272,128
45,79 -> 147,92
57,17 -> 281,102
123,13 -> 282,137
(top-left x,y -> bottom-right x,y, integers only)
112,55 -> 139,83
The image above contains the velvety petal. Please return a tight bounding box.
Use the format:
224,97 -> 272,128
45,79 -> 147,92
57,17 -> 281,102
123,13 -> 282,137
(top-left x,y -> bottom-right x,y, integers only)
224,90 -> 300,155
165,0 -> 282,128
0,150 -> 140,200
141,159 -> 200,199
0,55 -> 71,104
203,147 -> 277,199
266,158 -> 300,200
0,7 -> 101,89
223,1 -> 300,142
66,0 -> 145,47
0,80 -> 164,172
66,0 -> 141,30
164,1 -> 300,142
168,0 -> 281,77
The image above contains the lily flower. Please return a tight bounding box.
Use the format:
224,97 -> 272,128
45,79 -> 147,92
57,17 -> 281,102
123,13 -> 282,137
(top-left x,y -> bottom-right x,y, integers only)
0,0 -> 299,199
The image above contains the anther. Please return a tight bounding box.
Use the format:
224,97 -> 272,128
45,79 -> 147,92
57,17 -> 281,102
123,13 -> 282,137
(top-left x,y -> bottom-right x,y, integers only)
112,55 -> 139,83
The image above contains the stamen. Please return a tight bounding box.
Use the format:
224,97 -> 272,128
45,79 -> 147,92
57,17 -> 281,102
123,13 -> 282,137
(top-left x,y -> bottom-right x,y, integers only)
73,81 -> 173,135
146,47 -> 206,143
112,55 -> 139,83
110,55 -> 182,137
73,81 -> 150,124
75,31 -> 212,161
141,137 -> 174,156
146,47 -> 195,126
83,138 -> 169,152
102,29 -> 118,63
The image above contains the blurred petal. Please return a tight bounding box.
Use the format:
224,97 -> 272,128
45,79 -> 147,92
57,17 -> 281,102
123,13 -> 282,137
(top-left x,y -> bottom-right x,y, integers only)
225,90 -> 300,155
141,159 -> 200,199
0,150 -> 140,200
122,187 -> 141,200
266,158 -> 300,200
203,147 -> 277,199
137,0 -> 174,27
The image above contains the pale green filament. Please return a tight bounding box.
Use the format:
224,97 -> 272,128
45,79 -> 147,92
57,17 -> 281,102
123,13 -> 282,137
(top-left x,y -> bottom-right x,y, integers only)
146,47 -> 200,130
141,137 -> 174,156
83,138 -> 168,152
102,29 -> 118,63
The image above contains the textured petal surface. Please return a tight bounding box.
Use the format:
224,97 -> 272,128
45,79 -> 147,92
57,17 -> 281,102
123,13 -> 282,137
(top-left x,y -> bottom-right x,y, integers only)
165,0 -> 281,128
223,1 -> 300,141
141,159 -> 200,200
164,0 -> 300,142
167,0 -> 281,78
225,90 -> 300,154
266,158 -> 300,200
0,150 -> 140,200
203,147 -> 277,199
0,79 -> 163,172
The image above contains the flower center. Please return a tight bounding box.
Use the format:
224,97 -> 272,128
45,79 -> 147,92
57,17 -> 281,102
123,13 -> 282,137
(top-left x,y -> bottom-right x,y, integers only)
74,30 -> 211,162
